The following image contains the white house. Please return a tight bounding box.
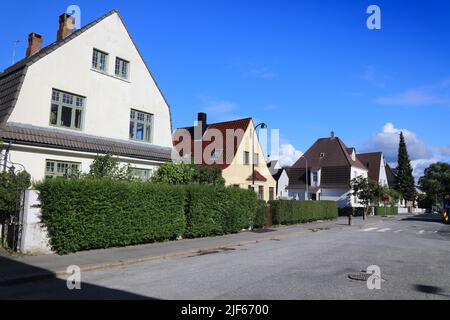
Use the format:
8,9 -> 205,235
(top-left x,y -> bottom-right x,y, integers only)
0,10 -> 173,181
286,132 -> 368,207
356,152 -> 389,187
267,160 -> 290,199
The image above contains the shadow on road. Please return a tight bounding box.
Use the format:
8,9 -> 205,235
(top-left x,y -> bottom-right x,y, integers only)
0,256 -> 156,300
401,213 -> 443,224
413,284 -> 450,298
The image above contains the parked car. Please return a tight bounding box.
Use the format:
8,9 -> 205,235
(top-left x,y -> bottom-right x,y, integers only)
442,198 -> 450,224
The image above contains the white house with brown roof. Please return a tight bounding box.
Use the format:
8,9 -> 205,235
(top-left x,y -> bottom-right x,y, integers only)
286,132 -> 368,207
173,113 -> 276,201
0,10 -> 173,181
356,152 -> 389,187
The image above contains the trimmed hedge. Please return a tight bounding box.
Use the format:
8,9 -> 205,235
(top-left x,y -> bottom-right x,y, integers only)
374,206 -> 398,215
269,200 -> 337,225
37,179 -> 186,254
184,185 -> 257,237
37,179 -> 258,254
253,200 -> 268,229
338,206 -> 365,217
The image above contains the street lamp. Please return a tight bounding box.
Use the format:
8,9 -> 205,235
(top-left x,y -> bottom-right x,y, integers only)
252,122 -> 267,191
299,155 -> 308,200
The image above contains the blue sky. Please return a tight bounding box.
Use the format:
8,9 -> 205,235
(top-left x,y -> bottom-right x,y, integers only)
1,0 -> 449,178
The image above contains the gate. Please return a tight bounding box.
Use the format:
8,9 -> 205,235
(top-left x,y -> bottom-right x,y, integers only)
1,158 -> 27,252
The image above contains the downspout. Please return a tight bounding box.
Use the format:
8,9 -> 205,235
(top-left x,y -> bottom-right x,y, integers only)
2,141 -> 11,172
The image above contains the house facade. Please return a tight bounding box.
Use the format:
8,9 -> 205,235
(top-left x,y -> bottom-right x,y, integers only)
356,152 -> 389,187
0,10 -> 173,181
173,113 -> 276,201
267,160 -> 289,199
286,132 -> 368,207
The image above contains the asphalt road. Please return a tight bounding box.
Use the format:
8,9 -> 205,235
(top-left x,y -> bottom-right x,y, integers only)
2,215 -> 450,299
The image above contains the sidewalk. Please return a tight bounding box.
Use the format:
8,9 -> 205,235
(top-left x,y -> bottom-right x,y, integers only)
0,216 -> 383,286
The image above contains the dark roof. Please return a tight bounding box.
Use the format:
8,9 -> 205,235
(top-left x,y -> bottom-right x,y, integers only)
246,170 -> 267,182
386,163 -> 397,186
173,118 -> 252,169
0,123 -> 172,162
291,137 -> 366,170
286,166 -> 351,189
271,168 -> 284,182
356,152 -> 383,182
0,9 -> 173,131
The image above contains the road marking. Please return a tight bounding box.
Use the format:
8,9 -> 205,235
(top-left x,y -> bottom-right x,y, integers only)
362,227 -> 378,232
377,228 -> 391,232
394,230 -> 403,233
418,230 -> 425,235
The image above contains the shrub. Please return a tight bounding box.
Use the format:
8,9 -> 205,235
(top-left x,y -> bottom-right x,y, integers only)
36,179 -> 186,254
374,206 -> 398,215
183,185 -> 257,237
191,165 -> 225,186
269,200 -> 337,225
253,200 -> 268,229
0,170 -> 31,220
151,162 -> 194,185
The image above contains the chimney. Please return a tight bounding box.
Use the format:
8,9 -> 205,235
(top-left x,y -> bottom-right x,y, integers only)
330,130 -> 335,138
56,13 -> 75,41
26,33 -> 43,58
197,112 -> 207,136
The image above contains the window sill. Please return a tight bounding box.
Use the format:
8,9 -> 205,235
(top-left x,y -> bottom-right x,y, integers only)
90,68 -> 131,83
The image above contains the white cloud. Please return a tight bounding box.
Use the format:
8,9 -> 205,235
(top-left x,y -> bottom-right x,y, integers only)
250,67 -> 278,79
362,123 -> 432,163
361,65 -> 388,87
361,123 -> 449,181
199,96 -> 237,115
375,79 -> 450,106
271,143 -> 303,167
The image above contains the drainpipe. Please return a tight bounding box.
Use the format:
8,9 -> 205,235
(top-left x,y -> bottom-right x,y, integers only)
2,142 -> 11,172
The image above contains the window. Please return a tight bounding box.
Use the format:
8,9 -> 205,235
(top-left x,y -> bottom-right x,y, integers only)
210,149 -> 223,161
320,153 -> 325,158
244,151 -> 250,165
254,153 -> 259,166
312,171 -> 318,183
258,186 -> 264,200
130,168 -> 152,181
92,49 -> 108,72
130,109 -> 153,142
50,89 -> 85,129
115,57 -> 129,79
269,187 -> 275,200
45,160 -> 80,179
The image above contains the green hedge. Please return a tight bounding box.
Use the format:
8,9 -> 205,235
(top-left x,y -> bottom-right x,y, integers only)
374,206 -> 398,215
269,200 -> 337,225
338,206 -> 365,217
37,179 -> 186,254
253,200 -> 268,229
37,179 -> 258,254
184,185 -> 257,237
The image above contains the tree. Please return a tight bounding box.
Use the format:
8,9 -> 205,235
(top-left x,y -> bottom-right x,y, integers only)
191,165 -> 225,186
395,132 -> 416,203
151,162 -> 194,185
350,176 -> 380,220
87,153 -> 134,180
418,162 -> 450,209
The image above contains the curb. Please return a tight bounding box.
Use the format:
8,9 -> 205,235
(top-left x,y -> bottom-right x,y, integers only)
0,218 -> 383,286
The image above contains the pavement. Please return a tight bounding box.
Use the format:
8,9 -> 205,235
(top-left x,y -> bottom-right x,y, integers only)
0,215 -> 381,288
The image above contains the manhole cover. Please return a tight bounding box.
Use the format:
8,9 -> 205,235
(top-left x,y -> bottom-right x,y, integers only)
348,272 -> 372,281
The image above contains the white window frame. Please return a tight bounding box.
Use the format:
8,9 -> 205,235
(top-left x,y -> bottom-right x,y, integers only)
92,48 -> 109,73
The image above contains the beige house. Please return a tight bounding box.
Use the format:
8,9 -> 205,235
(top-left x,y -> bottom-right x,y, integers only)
173,113 -> 276,201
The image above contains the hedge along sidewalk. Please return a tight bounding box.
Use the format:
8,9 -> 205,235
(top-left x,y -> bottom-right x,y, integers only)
0,216 -> 385,286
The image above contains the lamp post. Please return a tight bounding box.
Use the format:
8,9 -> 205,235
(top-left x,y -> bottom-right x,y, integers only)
252,122 -> 267,192
299,155 -> 308,200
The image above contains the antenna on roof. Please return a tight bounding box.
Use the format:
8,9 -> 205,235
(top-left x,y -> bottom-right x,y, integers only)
330,130 -> 335,138
12,40 -> 21,64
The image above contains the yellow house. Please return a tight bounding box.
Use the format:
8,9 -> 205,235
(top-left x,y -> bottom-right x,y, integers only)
173,113 -> 276,201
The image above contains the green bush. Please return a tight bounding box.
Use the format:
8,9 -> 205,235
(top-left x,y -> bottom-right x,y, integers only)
0,171 -> 31,220
374,206 -> 398,215
253,200 -> 268,229
36,179 -> 186,254
184,185 -> 257,237
269,200 -> 337,225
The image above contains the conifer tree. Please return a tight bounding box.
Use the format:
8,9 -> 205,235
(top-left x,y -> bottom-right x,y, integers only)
395,132 -> 416,202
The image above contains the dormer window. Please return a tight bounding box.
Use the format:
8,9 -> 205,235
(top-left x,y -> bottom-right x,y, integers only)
320,153 -> 325,158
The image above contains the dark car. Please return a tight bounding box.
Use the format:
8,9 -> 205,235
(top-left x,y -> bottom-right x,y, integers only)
443,198 -> 450,224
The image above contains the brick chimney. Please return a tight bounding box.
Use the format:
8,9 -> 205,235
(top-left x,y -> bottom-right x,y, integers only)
198,112 -> 207,136
56,13 -> 75,41
26,33 -> 43,58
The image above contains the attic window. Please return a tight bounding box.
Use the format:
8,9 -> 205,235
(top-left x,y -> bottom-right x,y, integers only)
320,153 -> 325,158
